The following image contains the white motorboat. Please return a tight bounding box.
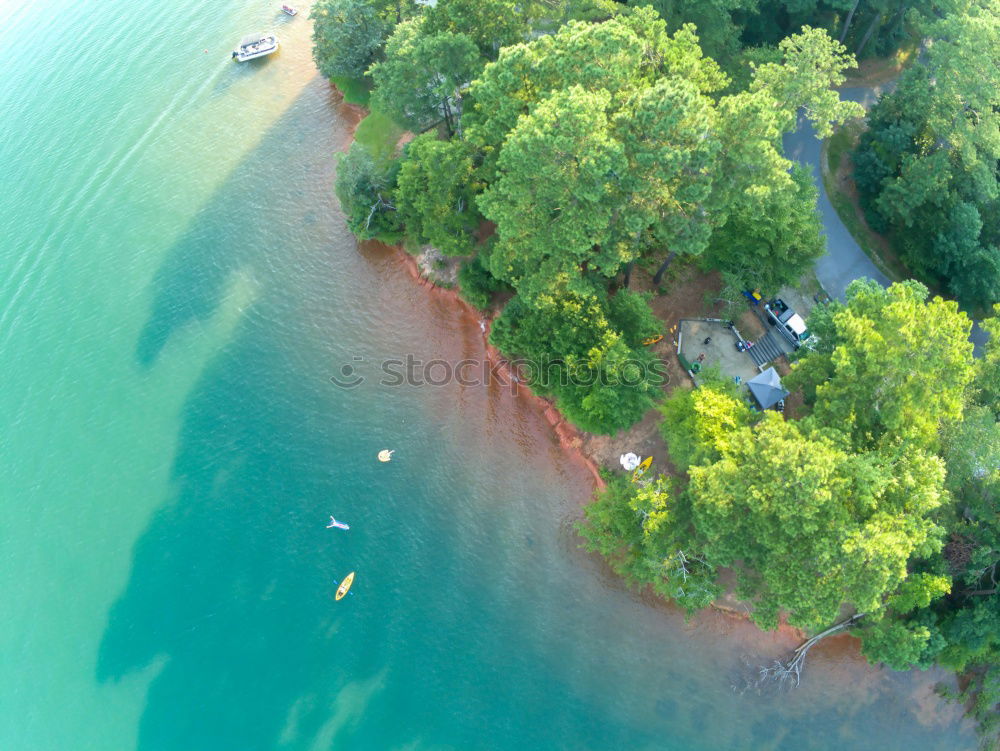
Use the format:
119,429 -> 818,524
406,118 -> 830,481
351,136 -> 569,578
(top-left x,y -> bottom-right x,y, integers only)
232,33 -> 278,62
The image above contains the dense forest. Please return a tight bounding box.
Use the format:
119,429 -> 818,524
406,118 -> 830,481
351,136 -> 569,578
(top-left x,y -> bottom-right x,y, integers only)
321,0 -> 864,432
313,0 -> 1000,738
583,282 -> 1000,734
852,4 -> 1000,311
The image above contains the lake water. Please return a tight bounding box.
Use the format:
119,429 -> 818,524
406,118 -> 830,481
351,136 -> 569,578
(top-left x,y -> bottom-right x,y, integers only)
0,1 -> 976,749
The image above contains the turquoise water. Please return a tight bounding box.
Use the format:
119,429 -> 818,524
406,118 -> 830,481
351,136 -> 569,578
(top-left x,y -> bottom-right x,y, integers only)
0,1 -> 976,749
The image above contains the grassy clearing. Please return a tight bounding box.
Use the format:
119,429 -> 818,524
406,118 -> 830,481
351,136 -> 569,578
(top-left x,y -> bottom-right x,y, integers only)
826,119 -> 863,175
842,40 -> 919,87
326,75 -> 405,164
354,109 -> 405,164
330,75 -> 371,106
328,75 -> 405,163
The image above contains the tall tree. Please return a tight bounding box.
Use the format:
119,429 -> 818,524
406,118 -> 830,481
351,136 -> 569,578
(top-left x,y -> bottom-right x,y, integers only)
369,20 -> 482,135
612,77 -> 720,263
626,0 -> 757,64
701,164 -> 825,294
688,413 -> 948,630
859,571 -> 952,669
477,72 -> 721,299
334,143 -> 402,240
654,25 -> 862,283
975,305 -> 1000,415
396,134 -> 480,256
852,2 -> 1000,309
424,0 -> 529,58
489,276 -> 662,434
311,0 -> 395,79
477,86 -> 630,299
579,475 -> 720,612
749,25 -> 863,137
659,376 -> 751,473
786,280 -> 974,450
463,10 -> 729,182
856,405 -> 1000,696
474,15 -> 859,293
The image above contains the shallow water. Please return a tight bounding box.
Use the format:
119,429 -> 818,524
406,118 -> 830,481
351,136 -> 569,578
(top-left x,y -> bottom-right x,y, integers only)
0,1 -> 976,749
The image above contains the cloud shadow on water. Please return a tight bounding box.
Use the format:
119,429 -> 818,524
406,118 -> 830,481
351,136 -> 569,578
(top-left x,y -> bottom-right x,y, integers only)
100,71 -> 978,751
101,81 -> 391,749
134,71 -> 312,369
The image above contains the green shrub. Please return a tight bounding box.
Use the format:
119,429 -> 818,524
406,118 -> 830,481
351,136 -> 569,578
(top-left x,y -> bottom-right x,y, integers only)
334,143 -> 403,242
458,252 -> 508,310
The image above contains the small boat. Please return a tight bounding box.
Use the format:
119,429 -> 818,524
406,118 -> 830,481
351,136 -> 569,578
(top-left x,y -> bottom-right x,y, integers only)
281,4 -> 298,15
377,449 -> 394,463
642,334 -> 664,346
232,32 -> 279,62
335,571 -> 355,601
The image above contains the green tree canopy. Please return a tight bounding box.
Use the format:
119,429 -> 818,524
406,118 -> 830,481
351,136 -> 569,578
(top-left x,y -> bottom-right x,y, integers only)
473,13 -> 857,298
489,276 -> 662,434
787,280 -> 975,450
311,0 -> 390,79
857,408 -> 1000,682
942,405 -> 1000,494
477,86 -> 631,298
457,248 -> 510,310
424,0 -> 529,58
976,305 -> 1000,415
396,134 -> 480,256
852,2 -> 1000,309
311,0 -> 414,79
579,475 -> 720,612
708,27 -> 863,228
369,19 -> 482,135
688,414 -> 948,629
859,570 -> 952,670
749,25 -> 862,137
464,10 -> 729,182
334,143 -> 402,241
626,0 -> 754,64
701,163 -> 825,295
659,376 -> 751,473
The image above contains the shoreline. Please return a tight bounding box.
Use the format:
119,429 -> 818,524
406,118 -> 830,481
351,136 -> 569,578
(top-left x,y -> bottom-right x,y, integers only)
394,247 -> 607,491
388,237 -> 977,718
332,85 -> 808,634
326,83 -> 980,737
392,242 -> 825,636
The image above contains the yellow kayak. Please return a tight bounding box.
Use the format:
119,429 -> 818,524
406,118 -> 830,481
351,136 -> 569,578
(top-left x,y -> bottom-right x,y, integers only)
335,571 -> 355,601
641,335 -> 664,346
631,456 -> 653,482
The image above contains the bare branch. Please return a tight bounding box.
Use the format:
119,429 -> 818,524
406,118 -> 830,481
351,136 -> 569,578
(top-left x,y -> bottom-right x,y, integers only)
753,613 -> 866,689
364,193 -> 397,231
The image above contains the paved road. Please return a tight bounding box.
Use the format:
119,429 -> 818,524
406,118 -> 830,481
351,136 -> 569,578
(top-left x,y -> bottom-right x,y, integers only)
782,85 -> 894,300
782,83 -> 989,353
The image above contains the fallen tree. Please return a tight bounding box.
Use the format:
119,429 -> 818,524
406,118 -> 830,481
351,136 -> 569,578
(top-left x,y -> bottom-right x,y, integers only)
756,613 -> 867,688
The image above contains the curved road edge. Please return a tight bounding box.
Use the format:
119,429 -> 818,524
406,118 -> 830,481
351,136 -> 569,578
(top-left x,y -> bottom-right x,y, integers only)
782,83 -> 988,354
